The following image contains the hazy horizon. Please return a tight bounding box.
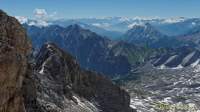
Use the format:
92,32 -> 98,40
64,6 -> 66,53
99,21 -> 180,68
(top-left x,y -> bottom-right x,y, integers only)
1,0 -> 200,20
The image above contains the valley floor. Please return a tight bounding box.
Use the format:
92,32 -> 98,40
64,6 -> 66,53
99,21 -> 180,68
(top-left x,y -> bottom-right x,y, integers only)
125,63 -> 200,112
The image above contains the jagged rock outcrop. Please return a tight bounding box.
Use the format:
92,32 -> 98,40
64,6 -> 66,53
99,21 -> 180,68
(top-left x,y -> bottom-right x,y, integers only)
23,43 -> 134,112
0,10 -> 31,112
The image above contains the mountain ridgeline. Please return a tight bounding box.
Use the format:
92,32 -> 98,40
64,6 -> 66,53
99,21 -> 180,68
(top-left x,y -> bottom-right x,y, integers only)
123,23 -> 185,48
0,10 -> 135,112
2,8 -> 200,112
24,24 -> 151,76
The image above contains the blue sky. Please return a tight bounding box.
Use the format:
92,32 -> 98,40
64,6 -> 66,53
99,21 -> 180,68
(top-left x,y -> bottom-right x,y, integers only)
0,0 -> 200,19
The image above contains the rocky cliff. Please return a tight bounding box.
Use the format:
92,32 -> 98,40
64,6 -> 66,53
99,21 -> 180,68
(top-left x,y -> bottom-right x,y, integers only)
23,43 -> 134,112
0,10 -> 31,112
0,10 -> 134,112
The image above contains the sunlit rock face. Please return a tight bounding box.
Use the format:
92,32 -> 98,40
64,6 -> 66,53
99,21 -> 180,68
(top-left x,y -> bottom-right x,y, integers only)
0,10 -> 31,112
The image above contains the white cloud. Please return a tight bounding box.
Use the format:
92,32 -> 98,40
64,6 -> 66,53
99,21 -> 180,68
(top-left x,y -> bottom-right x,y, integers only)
32,8 -> 50,27
33,8 -> 58,21
30,8 -> 58,27
34,8 -> 48,19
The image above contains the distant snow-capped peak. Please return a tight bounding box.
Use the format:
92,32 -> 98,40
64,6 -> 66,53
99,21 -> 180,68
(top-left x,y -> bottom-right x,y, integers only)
92,23 -> 111,28
161,17 -> 187,24
28,20 -> 50,27
15,16 -> 28,24
128,22 -> 145,28
15,16 -> 50,27
132,16 -> 161,21
118,17 -> 132,22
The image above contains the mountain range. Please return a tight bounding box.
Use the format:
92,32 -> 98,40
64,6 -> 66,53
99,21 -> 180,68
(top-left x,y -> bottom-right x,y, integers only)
10,10 -> 200,112
23,15 -> 200,75
16,16 -> 200,39
0,10 -> 135,112
24,24 -> 152,77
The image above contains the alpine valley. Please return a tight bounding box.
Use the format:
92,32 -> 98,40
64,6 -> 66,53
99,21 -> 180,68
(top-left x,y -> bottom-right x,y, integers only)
1,6 -> 200,112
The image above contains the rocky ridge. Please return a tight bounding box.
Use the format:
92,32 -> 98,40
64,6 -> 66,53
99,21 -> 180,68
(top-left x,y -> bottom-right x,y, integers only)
24,43 -> 134,112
